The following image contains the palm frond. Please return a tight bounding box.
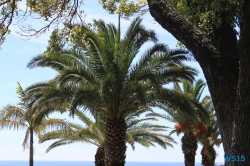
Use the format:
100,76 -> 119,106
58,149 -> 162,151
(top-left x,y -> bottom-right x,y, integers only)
46,139 -> 75,153
0,105 -> 26,122
22,128 -> 30,149
35,118 -> 73,134
0,120 -> 28,130
192,79 -> 206,101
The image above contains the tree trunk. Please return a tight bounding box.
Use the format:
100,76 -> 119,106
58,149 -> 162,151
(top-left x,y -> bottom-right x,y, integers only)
29,128 -> 34,166
95,146 -> 105,166
201,146 -> 216,166
231,0 -> 250,165
104,118 -> 127,166
147,1 -> 250,165
181,133 -> 197,166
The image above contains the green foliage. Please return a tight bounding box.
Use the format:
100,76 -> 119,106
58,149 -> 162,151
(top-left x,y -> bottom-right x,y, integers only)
26,0 -> 75,19
0,0 -> 84,46
0,0 -> 20,45
28,17 -> 196,120
0,0 -> 244,46
45,30 -> 66,53
165,79 -> 220,149
173,79 -> 210,123
167,0 -> 243,33
99,0 -> 243,33
198,96 -> 221,148
153,79 -> 211,136
39,109 -> 175,152
99,0 -> 147,17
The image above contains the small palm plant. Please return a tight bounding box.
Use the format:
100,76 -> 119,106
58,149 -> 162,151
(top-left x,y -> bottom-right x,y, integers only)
39,110 -> 175,166
0,83 -> 70,166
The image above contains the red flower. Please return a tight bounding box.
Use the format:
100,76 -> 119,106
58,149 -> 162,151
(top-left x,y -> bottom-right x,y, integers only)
175,123 -> 182,133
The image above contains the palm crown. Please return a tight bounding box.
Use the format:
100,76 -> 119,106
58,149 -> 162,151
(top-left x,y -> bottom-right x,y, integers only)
27,17 -> 196,119
0,83 -> 70,166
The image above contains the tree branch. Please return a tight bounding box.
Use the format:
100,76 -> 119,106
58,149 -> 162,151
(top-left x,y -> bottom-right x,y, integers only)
0,0 -> 17,46
0,0 -> 11,6
0,0 -> 84,46
147,0 -> 219,62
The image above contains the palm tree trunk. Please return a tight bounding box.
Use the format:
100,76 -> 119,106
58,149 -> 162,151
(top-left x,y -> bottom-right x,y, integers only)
104,118 -> 127,166
29,128 -> 34,166
201,146 -> 216,166
181,132 -> 198,166
95,146 -> 105,166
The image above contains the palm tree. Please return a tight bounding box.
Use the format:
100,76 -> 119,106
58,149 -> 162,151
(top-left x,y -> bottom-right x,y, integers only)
198,96 -> 221,166
0,83 -> 70,166
156,79 -> 209,166
174,80 -> 221,166
39,109 -> 175,166
167,110 -> 205,166
174,79 -> 211,166
27,17 -> 196,166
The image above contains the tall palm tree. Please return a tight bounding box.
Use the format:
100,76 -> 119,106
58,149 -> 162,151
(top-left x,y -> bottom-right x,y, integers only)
39,109 -> 175,166
0,83 -> 70,166
27,17 -> 196,166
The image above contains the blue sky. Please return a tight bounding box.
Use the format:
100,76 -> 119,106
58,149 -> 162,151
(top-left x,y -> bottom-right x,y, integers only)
0,0 -> 224,163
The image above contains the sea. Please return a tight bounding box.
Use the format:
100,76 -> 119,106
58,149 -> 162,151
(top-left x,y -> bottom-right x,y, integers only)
0,161 -> 224,166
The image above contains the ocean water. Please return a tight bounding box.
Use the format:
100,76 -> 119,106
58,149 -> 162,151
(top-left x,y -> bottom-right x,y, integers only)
0,161 -> 224,166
